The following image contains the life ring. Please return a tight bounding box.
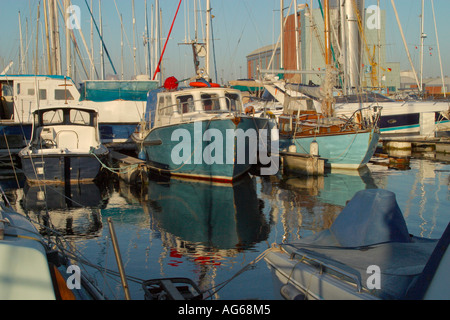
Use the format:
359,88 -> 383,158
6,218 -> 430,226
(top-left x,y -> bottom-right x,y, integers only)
190,81 -> 220,88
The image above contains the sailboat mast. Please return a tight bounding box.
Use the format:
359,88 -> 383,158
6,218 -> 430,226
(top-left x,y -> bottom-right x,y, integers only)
323,0 -> 333,117
132,0 -> 137,77
390,0 -> 421,92
294,0 -> 300,71
35,2 -> 41,75
145,0 -> 151,77
99,0 -> 105,80
90,0 -> 94,79
43,0 -> 53,75
65,0 -> 72,78
18,11 -> 25,74
420,0 -> 425,94
205,0 -> 211,79
431,0 -> 446,97
153,0 -> 160,83
280,0 -> 284,70
53,0 -> 62,75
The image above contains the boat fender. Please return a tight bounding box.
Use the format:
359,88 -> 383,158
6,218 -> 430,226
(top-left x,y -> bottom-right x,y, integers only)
138,149 -> 147,161
245,105 -> 255,115
266,110 -> 275,119
310,140 -> 319,156
280,283 -> 306,300
288,145 -> 296,153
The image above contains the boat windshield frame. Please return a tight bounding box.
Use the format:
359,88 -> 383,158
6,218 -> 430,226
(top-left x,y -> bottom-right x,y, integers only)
156,88 -> 243,117
335,92 -> 395,104
33,107 -> 97,128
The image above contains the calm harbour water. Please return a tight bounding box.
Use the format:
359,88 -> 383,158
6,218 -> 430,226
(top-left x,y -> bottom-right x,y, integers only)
1,151 -> 449,300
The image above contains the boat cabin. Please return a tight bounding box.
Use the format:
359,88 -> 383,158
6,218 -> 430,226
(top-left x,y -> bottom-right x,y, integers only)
29,106 -> 101,152
146,87 -> 244,128
0,75 -> 80,124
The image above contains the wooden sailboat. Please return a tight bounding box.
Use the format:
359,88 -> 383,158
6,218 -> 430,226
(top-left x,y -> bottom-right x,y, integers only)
278,0 -> 381,170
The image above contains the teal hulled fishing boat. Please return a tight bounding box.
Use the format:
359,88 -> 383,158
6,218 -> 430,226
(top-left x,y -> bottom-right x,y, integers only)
132,78 -> 271,183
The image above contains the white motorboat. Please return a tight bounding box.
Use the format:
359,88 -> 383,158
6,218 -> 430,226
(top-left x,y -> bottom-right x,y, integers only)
18,106 -> 109,184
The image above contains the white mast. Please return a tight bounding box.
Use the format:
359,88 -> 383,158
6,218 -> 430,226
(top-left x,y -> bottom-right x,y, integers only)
19,11 -> 25,74
205,0 -> 211,79
377,0 -> 381,89
390,0 -> 421,91
99,0 -> 105,80
35,2 -> 41,75
53,0 -> 62,75
43,0 -> 53,74
153,0 -> 160,82
431,0 -> 445,97
294,0 -> 300,70
145,0 -> 151,76
65,0 -> 72,78
420,0 -> 426,94
121,13 -> 124,80
339,0 -> 348,94
344,0 -> 361,90
90,0 -> 94,79
132,0 -> 137,77
280,0 -> 284,70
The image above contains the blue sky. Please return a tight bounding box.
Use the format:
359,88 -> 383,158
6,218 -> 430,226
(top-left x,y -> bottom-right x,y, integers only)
1,0 -> 449,83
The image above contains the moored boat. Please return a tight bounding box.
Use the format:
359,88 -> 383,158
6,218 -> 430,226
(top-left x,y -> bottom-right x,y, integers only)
277,0 -> 381,170
264,189 -> 450,300
78,78 -> 159,146
0,192 -> 104,300
18,106 -> 109,184
132,77 -> 270,183
278,109 -> 381,169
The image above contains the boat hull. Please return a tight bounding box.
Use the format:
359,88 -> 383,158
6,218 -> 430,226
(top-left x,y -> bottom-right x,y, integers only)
140,117 -> 266,182
20,153 -> 107,183
280,129 -> 380,169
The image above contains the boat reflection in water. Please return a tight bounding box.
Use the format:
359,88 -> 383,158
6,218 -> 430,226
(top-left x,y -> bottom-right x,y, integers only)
260,167 -> 379,243
20,181 -> 108,237
144,175 -> 270,251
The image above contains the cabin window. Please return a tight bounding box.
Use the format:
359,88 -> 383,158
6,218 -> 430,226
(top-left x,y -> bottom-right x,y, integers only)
225,93 -> 241,112
42,109 -> 64,125
55,89 -> 74,100
26,88 -> 47,100
176,95 -> 194,114
70,109 -> 92,125
1,83 -> 13,96
158,96 -> 165,115
39,89 -> 47,100
201,93 -> 220,111
164,96 -> 174,116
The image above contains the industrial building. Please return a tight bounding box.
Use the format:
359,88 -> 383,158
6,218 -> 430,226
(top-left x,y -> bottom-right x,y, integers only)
246,3 -> 401,94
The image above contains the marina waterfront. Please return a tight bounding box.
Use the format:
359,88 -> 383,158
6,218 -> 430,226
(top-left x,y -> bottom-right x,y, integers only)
1,150 -> 449,300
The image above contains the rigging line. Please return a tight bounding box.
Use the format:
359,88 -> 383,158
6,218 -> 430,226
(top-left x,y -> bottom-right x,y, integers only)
153,0 -> 183,80
209,9 -> 218,83
1,131 -> 21,189
203,246 -> 274,299
242,1 -> 264,48
83,0 -> 117,75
